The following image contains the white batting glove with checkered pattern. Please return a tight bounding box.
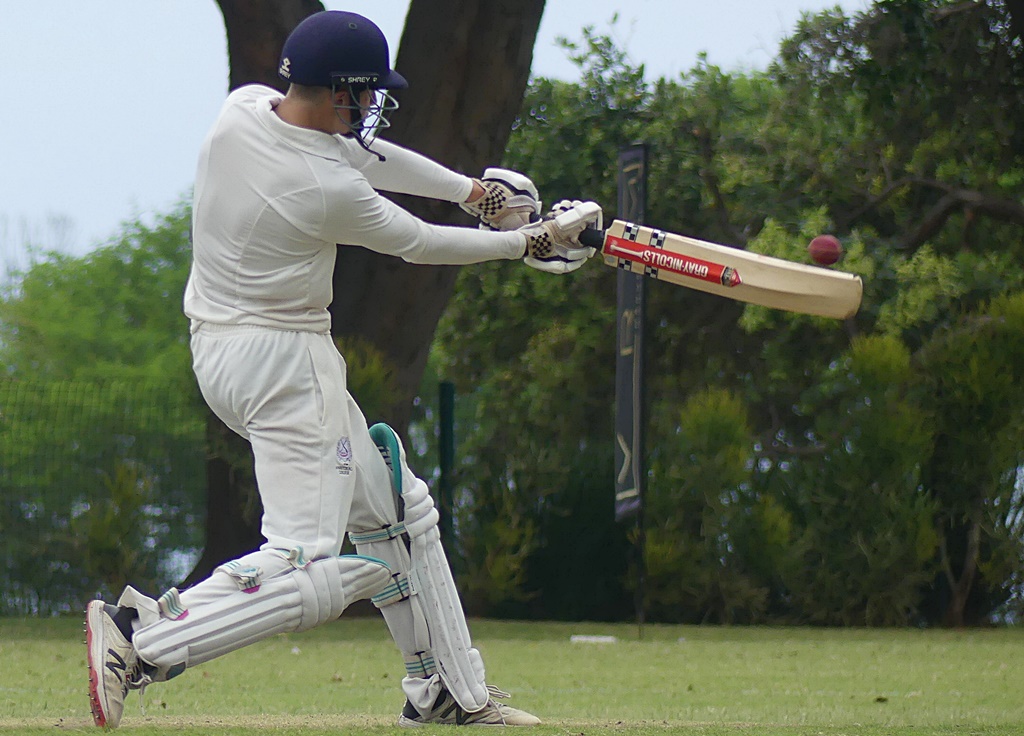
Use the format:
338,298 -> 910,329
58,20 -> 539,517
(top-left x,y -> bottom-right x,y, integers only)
460,168 -> 541,231
518,199 -> 602,275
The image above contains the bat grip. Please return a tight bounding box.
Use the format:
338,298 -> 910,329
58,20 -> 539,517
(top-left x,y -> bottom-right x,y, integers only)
578,227 -> 605,249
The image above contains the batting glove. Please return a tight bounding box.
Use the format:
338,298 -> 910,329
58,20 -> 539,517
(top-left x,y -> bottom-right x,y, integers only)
519,199 -> 603,275
460,168 -> 541,231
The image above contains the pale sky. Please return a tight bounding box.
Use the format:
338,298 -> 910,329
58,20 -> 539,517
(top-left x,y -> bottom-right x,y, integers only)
0,1 -> 869,272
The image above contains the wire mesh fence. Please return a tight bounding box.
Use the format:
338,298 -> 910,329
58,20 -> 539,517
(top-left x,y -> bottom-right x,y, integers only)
0,379 -> 206,615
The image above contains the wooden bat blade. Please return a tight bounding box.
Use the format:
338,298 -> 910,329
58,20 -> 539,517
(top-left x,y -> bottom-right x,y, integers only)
596,220 -> 863,319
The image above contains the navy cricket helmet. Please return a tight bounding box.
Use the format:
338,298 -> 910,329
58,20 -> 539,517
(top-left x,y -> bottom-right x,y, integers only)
278,11 -> 408,90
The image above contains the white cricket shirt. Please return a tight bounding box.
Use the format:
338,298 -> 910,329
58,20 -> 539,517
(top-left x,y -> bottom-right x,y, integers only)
184,84 -> 526,332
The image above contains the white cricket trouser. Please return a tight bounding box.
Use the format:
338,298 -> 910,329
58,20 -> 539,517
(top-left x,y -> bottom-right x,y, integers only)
168,324 -> 439,709
190,324 -> 396,554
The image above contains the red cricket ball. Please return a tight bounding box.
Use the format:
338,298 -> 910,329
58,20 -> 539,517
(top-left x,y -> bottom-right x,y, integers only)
809,234 -> 842,265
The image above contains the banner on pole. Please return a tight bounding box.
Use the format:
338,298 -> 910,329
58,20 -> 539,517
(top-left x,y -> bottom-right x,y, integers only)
613,144 -> 647,522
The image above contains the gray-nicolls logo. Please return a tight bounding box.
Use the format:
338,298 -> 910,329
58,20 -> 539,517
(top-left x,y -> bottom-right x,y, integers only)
279,58 -> 291,78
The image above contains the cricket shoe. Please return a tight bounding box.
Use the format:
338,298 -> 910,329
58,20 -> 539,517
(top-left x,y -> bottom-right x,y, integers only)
398,686 -> 541,727
86,600 -> 142,728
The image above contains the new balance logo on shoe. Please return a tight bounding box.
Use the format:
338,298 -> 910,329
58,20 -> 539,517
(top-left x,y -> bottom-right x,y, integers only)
398,686 -> 540,727
106,650 -> 128,681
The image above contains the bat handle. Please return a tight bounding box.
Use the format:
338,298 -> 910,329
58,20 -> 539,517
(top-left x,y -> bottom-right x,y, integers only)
578,227 -> 606,249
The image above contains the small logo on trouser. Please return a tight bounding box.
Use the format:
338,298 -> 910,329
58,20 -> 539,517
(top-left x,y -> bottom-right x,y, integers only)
336,437 -> 352,475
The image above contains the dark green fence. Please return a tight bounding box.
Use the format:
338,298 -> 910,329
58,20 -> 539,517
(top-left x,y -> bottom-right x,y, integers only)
0,379 -> 205,615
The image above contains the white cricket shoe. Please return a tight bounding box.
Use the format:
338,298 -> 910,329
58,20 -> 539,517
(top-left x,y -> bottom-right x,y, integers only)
86,600 -> 139,728
398,686 -> 541,727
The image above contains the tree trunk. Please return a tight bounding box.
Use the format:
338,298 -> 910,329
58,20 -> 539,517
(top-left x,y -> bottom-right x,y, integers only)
941,518 -> 982,628
180,415 -> 264,587
215,0 -> 323,91
330,0 -> 544,430
186,0 -> 544,581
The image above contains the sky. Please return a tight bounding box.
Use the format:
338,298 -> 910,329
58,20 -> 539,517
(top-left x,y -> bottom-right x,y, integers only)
0,0 -> 870,272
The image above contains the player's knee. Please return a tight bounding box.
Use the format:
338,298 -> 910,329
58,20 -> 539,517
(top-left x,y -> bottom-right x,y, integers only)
349,529 -> 411,610
402,478 -> 439,539
295,554 -> 391,630
348,482 -> 439,612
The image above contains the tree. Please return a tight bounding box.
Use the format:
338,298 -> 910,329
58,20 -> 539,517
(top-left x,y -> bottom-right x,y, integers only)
644,388 -> 766,624
915,295 -> 1024,626
0,207 -> 207,612
774,0 -> 1024,250
766,0 -> 1024,625
0,204 -> 409,611
433,2 -> 1024,624
215,0 -> 324,89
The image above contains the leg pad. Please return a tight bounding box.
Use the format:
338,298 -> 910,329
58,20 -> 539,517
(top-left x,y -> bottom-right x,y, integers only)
131,552 -> 389,676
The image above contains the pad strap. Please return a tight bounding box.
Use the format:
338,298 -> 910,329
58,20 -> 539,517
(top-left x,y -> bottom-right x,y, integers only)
372,570 -> 412,607
404,650 -> 439,678
348,523 -> 406,545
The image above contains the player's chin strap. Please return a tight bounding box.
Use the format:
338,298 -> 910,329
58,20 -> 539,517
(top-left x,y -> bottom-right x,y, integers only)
347,132 -> 386,162
349,423 -> 490,713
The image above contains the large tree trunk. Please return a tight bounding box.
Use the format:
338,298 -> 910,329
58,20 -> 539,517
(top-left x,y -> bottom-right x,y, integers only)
215,0 -> 322,91
186,0 -> 544,582
180,417 -> 264,587
330,0 -> 544,429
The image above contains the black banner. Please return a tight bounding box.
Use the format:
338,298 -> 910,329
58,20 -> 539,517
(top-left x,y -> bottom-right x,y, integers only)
613,145 -> 647,522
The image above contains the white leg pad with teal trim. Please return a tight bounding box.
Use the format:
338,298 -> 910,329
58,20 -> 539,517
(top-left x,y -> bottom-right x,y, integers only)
407,522 -> 489,711
350,423 -> 489,714
130,550 -> 390,678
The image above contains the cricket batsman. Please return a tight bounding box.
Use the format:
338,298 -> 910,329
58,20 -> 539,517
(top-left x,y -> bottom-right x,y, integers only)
85,9 -> 602,729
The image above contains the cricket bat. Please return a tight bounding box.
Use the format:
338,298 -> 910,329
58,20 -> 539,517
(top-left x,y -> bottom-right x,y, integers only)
579,220 -> 863,319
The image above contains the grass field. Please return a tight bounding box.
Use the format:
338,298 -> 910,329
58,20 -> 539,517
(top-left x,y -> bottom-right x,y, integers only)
1,616 -> 1022,734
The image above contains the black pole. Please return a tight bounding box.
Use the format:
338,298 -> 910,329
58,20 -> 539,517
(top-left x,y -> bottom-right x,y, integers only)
438,380 -> 456,551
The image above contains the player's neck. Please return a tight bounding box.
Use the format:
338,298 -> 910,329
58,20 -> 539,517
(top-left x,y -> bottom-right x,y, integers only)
274,98 -> 350,136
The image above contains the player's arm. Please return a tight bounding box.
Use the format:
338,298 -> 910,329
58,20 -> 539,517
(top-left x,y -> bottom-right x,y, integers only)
350,140 -> 540,231
323,177 -> 525,265
322,179 -> 600,270
350,138 -> 476,201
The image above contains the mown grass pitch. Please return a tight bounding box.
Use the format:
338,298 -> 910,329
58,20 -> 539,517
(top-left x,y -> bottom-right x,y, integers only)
1,616 -> 1022,734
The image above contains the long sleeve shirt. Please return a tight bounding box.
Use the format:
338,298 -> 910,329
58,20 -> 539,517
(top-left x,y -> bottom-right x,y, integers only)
184,84 -> 525,332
